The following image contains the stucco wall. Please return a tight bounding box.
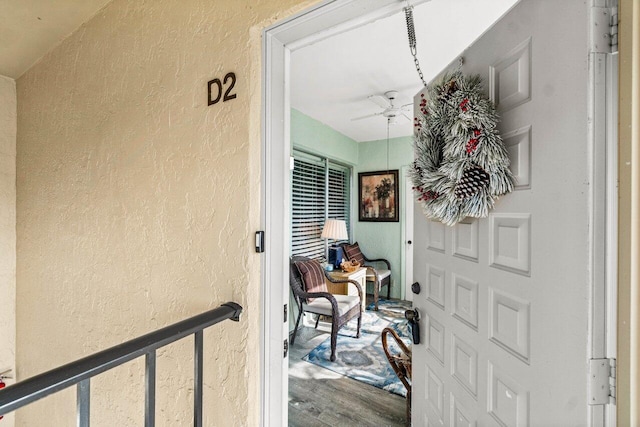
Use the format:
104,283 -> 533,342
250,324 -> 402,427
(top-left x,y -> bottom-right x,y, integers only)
618,0 -> 640,423
15,0 -> 315,425
0,75 -> 16,427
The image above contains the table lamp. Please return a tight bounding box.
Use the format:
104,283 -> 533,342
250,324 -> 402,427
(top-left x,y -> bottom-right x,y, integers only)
321,219 -> 349,269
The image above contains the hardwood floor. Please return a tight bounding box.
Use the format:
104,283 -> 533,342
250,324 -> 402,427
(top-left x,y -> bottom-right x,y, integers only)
288,315 -> 407,427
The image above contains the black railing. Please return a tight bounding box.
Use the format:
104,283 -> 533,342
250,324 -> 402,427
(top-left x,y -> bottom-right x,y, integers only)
0,302 -> 243,426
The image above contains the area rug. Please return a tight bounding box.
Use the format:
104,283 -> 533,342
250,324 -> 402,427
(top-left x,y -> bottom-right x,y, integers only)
303,299 -> 412,397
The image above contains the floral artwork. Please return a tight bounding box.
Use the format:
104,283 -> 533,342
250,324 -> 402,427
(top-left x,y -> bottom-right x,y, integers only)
358,170 -> 399,222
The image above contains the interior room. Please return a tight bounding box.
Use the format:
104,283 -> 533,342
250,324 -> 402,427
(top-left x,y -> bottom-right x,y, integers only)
285,1 -> 519,425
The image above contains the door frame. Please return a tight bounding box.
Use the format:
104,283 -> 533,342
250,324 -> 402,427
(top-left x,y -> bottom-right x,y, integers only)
261,2 -> 430,424
400,165 -> 414,302
260,1 -> 618,426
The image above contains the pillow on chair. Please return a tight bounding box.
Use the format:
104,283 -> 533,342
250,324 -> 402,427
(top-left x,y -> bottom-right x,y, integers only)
343,242 -> 365,265
294,259 -> 327,301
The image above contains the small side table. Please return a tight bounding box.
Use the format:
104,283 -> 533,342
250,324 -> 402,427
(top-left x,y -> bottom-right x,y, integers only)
325,267 -> 367,311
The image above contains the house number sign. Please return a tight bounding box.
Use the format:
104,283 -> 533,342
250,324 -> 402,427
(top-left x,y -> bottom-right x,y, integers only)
208,72 -> 237,106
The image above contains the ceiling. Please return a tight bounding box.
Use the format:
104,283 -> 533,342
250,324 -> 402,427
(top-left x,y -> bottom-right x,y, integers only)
0,0 -> 113,79
1,0 -> 516,139
290,0 -> 518,142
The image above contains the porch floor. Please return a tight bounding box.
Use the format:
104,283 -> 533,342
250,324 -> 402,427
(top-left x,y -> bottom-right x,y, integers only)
288,297 -> 406,427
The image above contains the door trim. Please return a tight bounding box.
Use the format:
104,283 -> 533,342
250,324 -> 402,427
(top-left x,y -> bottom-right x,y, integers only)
261,1 -> 429,425
401,165 -> 414,301
588,2 -> 618,425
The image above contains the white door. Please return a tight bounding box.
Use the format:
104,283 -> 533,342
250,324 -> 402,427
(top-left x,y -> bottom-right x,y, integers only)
404,166 -> 415,302
412,1 -> 612,426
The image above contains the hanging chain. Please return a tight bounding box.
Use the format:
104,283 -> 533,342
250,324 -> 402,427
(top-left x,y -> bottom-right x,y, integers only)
404,4 -> 426,87
386,118 -> 390,171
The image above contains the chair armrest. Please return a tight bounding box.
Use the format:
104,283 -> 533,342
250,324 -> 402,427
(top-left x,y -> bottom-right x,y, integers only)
324,272 -> 364,304
364,266 -> 382,286
363,256 -> 391,270
298,290 -> 340,314
382,327 -> 412,390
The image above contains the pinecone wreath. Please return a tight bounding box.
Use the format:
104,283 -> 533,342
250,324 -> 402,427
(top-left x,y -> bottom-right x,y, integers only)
410,70 -> 514,226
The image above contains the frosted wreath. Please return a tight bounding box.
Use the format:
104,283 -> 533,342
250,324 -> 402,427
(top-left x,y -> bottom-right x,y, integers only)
410,70 -> 514,226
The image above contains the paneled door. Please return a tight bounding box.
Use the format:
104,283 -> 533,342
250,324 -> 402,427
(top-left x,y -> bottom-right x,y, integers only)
412,1 -> 611,426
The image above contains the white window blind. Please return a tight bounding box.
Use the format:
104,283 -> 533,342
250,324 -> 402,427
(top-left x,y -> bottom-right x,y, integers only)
291,151 -> 350,261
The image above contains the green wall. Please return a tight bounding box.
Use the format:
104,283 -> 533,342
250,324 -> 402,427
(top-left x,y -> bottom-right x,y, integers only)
290,108 -> 414,302
289,109 -> 358,332
355,136 -> 414,299
291,108 -> 358,164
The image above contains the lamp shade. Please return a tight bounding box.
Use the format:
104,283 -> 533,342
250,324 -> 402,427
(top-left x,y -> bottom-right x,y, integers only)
321,219 -> 348,240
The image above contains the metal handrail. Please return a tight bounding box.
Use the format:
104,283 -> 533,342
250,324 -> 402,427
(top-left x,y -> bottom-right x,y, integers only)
0,302 -> 242,425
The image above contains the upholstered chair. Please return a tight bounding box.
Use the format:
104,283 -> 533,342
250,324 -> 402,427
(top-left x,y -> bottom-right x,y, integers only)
340,242 -> 391,310
289,256 -> 362,361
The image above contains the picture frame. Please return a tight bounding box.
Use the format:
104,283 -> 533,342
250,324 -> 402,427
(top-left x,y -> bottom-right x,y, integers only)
358,170 -> 399,222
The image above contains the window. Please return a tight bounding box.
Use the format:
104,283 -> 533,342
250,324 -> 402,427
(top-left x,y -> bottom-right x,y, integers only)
291,151 -> 351,260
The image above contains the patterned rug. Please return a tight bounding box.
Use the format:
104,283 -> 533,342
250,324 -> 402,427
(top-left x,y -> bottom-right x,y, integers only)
303,299 -> 412,397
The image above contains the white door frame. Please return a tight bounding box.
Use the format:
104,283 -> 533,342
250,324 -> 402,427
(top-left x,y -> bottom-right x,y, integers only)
588,2 -> 618,425
400,165 -> 414,301
261,2 -> 430,424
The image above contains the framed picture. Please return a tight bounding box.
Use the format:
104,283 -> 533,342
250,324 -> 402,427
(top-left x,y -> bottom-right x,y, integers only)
358,170 -> 399,222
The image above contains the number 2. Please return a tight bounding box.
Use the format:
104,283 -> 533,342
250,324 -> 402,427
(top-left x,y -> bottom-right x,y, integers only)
223,72 -> 237,102
208,72 -> 237,106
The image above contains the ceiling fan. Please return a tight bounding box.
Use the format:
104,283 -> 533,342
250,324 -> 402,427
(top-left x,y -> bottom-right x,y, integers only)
351,90 -> 412,125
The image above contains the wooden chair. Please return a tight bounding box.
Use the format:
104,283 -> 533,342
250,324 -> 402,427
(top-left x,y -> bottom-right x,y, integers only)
289,256 -> 363,362
382,327 -> 412,425
340,242 -> 391,310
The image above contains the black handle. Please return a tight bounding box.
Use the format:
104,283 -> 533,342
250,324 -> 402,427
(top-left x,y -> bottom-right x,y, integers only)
407,240 -> 412,245
411,282 -> 421,295
405,308 -> 420,345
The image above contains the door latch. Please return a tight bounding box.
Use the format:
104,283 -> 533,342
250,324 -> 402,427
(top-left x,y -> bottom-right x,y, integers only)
405,308 -> 420,345
255,231 -> 265,253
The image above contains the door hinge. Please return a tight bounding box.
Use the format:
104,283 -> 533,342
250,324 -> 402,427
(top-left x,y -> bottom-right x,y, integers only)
283,339 -> 289,358
588,358 -> 616,405
590,6 -> 618,54
284,304 -> 288,322
610,7 -> 618,53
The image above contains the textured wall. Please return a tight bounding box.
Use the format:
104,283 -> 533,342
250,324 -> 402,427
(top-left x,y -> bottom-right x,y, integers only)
355,136 -> 413,299
0,75 -> 16,427
617,0 -> 640,423
15,0 -> 315,425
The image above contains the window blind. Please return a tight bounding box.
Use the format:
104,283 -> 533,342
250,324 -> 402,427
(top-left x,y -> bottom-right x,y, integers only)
291,151 -> 351,261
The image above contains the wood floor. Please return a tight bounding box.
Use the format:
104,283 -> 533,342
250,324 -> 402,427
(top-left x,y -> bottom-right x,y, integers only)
288,312 -> 407,427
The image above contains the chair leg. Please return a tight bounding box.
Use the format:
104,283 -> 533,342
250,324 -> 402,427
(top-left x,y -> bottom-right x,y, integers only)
405,389 -> 412,427
386,276 -> 391,299
356,312 -> 362,338
374,279 -> 380,311
314,314 -> 320,329
330,318 -> 338,362
291,309 -> 303,345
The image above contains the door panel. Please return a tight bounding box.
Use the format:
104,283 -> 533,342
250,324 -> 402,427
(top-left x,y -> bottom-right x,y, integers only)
412,1 -> 594,425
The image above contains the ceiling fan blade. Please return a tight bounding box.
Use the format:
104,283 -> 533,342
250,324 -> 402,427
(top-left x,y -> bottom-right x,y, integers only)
401,112 -> 412,121
401,103 -> 413,109
368,95 -> 391,109
351,111 -> 384,121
